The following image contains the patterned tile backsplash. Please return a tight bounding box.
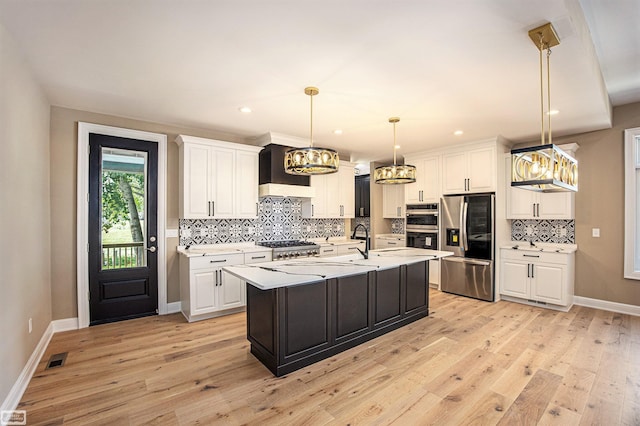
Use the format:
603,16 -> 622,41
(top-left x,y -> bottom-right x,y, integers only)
511,219 -> 575,244
179,197 -> 345,246
391,218 -> 405,234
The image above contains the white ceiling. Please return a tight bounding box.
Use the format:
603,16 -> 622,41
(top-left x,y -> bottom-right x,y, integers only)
1,0 -> 638,165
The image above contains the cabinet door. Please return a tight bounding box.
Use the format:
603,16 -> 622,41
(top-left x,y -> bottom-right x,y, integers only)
442,152 -> 467,194
219,272 -> 245,309
421,156 -> 440,202
302,175 -> 327,218
383,184 -> 404,218
467,147 -> 495,192
235,150 -> 259,218
339,163 -> 355,218
500,260 -> 530,298
192,269 -> 217,314
404,156 -> 424,203
211,148 -> 235,218
182,144 -> 212,218
531,263 -> 565,305
538,192 -> 574,219
325,171 -> 341,218
507,187 -> 537,219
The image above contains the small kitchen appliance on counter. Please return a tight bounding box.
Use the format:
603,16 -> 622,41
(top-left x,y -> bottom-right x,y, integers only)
440,193 -> 495,301
256,240 -> 320,260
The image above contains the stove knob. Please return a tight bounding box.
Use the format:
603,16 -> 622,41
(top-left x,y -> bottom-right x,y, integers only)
277,253 -> 283,259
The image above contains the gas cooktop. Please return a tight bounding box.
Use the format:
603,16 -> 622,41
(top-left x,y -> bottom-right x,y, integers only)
257,240 -> 318,249
257,240 -> 320,259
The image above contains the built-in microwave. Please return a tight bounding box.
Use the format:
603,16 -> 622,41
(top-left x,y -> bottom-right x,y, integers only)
406,203 -> 438,232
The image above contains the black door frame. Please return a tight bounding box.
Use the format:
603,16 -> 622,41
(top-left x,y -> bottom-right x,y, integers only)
77,122 -> 167,328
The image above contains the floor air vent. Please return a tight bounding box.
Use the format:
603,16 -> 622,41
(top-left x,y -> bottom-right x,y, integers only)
45,352 -> 68,369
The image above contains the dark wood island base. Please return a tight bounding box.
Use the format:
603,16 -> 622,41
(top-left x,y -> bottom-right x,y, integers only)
246,261 -> 429,376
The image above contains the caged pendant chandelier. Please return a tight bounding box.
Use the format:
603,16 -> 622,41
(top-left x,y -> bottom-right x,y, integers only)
284,87 -> 339,175
511,22 -> 578,192
374,117 -> 416,184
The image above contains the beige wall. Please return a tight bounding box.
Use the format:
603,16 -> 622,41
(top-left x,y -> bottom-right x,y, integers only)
0,24 -> 52,405
49,107 -> 250,319
518,102 -> 640,306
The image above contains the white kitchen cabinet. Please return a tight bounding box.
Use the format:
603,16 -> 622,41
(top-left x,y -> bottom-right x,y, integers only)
442,146 -> 496,194
176,135 -> 262,219
302,161 -> 355,218
375,235 -> 405,248
505,157 -> 574,219
404,155 -> 440,204
180,249 -> 272,322
180,253 -> 245,322
500,248 -> 574,309
382,184 -> 405,218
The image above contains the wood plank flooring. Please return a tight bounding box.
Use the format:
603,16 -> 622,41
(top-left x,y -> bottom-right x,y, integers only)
18,290 -> 640,425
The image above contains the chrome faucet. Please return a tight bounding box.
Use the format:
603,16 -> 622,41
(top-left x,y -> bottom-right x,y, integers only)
351,223 -> 369,259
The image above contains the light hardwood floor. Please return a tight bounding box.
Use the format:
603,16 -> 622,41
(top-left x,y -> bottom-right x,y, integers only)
19,290 -> 640,425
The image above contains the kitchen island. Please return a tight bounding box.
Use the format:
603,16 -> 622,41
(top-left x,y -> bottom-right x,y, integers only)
224,248 -> 452,376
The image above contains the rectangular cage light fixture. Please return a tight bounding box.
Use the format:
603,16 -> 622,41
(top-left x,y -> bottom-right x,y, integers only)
511,144 -> 578,192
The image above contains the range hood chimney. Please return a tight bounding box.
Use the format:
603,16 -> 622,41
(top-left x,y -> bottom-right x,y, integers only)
256,133 -> 315,198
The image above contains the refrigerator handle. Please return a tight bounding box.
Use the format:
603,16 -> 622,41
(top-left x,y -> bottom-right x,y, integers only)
461,201 -> 469,251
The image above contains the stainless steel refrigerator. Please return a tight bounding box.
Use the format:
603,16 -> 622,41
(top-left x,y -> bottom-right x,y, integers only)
440,193 -> 495,301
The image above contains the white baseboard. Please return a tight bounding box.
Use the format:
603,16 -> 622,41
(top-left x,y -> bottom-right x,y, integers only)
52,317 -> 78,333
1,323 -> 54,413
574,296 -> 640,316
166,301 -> 181,314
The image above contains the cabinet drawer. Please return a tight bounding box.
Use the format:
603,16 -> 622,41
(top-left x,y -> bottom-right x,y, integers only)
244,251 -> 273,264
500,249 -> 569,265
189,253 -> 244,270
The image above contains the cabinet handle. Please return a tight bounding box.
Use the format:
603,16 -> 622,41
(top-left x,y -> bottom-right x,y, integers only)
536,203 -> 540,217
527,264 -> 530,278
251,255 -> 266,260
348,247 -> 358,250
215,270 -> 219,286
531,264 -> 535,278
360,207 -> 364,217
325,249 -> 334,253
210,201 -> 215,217
256,202 -> 259,216
532,203 -> 536,217
523,254 -> 540,258
209,259 -> 228,263
397,206 -> 401,217
341,205 -> 344,217
419,190 -> 423,202
388,242 -> 397,245
312,204 -> 314,217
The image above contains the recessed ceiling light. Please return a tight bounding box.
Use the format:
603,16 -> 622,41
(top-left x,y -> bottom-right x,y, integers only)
239,106 -> 252,113
454,130 -> 464,136
333,129 -> 343,135
547,110 -> 559,115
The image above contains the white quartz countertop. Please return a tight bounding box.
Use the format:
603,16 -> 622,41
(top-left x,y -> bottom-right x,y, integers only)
500,242 -> 578,254
177,243 -> 272,257
223,248 -> 453,290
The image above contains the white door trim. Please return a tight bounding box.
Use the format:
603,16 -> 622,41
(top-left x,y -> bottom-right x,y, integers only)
77,122 -> 167,328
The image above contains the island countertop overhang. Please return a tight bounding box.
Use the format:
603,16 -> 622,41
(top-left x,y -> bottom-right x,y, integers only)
223,248 -> 453,290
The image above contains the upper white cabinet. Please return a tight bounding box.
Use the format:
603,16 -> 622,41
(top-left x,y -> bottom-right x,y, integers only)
176,135 -> 262,219
442,146 -> 496,194
302,161 -> 355,218
383,184 -> 405,218
505,156 -> 574,219
404,155 -> 440,204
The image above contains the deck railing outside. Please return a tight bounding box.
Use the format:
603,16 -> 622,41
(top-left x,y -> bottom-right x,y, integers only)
102,242 -> 145,269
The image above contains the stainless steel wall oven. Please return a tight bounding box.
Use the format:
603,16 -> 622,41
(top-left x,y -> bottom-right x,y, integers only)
406,203 -> 438,250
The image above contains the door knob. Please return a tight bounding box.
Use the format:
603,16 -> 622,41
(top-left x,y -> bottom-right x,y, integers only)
149,236 -> 156,242
147,246 -> 157,253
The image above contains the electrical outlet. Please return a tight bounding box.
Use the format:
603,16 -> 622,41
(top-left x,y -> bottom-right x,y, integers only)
592,228 -> 600,238
28,318 -> 33,334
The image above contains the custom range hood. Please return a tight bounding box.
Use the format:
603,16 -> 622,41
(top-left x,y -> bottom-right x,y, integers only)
256,133 -> 316,198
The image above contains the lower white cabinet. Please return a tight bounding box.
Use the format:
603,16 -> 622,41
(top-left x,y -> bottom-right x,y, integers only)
180,250 -> 272,322
500,248 -> 574,309
375,235 -> 405,249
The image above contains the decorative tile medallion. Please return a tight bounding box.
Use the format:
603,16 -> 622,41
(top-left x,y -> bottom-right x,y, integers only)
390,218 -> 405,234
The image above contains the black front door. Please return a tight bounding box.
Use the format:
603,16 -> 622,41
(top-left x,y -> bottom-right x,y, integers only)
88,133 -> 158,325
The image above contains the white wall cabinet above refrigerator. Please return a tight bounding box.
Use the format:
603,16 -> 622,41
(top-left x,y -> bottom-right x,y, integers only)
176,135 -> 262,219
403,155 -> 440,204
504,156 -> 575,219
442,146 -> 496,194
302,161 -> 355,219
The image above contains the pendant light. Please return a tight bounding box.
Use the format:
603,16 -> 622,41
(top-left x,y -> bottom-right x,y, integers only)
374,117 -> 416,184
284,87 -> 339,175
511,22 -> 578,192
